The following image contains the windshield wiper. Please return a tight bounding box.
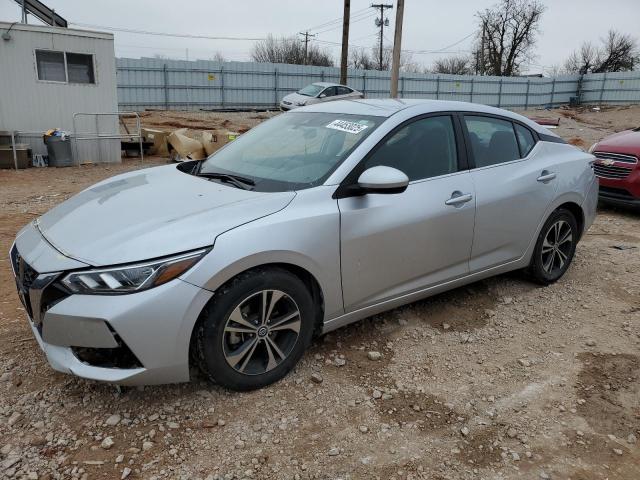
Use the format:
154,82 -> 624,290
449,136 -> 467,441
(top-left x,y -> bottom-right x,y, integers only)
196,171 -> 256,190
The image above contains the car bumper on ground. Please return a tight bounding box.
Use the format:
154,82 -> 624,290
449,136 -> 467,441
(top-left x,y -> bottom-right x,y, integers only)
11,223 -> 213,386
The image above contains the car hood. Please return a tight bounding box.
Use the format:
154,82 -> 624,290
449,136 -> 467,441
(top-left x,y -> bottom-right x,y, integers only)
283,92 -> 317,105
37,165 -> 295,266
595,129 -> 640,154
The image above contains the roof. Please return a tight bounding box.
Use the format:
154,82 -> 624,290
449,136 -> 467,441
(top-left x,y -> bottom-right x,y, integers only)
0,21 -> 114,40
297,98 -> 553,135
311,82 -> 346,87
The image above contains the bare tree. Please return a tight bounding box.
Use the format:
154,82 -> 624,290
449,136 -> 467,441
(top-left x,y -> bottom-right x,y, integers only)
431,56 -> 472,75
473,0 -> 545,76
251,35 -> 333,66
349,45 -> 421,72
210,51 -> 227,62
564,30 -> 639,74
349,47 -> 378,70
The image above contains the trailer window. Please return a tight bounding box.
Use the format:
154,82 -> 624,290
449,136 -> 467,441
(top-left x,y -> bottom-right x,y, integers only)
67,53 -> 95,84
35,50 -> 96,84
36,50 -> 66,82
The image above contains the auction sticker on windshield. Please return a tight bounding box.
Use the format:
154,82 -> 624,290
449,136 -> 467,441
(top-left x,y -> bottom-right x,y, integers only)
326,119 -> 369,135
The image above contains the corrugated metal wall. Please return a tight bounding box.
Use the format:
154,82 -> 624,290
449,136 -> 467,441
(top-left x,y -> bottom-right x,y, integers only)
0,23 -> 119,162
117,57 -> 640,111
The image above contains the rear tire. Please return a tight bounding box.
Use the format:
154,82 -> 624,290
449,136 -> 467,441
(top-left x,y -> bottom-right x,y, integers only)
528,208 -> 578,285
195,268 -> 315,391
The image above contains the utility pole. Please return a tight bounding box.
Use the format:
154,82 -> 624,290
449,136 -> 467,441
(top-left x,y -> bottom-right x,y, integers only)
371,3 -> 392,70
389,0 -> 404,98
339,0 -> 350,85
299,31 -> 316,65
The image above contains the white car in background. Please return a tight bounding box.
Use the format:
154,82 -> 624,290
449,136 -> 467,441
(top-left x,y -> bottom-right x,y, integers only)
280,82 -> 363,111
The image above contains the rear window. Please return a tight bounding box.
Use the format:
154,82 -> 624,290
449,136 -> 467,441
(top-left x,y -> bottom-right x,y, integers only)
464,116 -> 521,167
515,124 -> 536,157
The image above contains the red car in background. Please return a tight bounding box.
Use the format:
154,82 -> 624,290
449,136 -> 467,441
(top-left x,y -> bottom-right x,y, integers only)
590,127 -> 640,207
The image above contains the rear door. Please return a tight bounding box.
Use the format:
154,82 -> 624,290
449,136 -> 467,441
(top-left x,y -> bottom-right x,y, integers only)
338,114 -> 476,311
336,86 -> 356,100
462,114 -> 558,272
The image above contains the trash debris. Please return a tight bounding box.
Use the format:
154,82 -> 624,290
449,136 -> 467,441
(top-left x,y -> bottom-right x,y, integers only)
527,117 -> 560,127
142,128 -> 170,156
167,131 -> 206,162
44,128 -> 70,140
32,154 -> 48,167
201,130 -> 238,156
611,245 -> 637,250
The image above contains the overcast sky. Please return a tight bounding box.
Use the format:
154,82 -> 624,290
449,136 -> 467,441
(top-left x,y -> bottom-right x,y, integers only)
1,0 -> 638,74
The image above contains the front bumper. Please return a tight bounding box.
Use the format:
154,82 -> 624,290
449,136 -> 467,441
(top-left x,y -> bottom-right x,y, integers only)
12,223 -> 213,385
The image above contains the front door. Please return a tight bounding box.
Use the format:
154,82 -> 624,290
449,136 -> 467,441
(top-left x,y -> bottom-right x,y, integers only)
338,115 -> 476,312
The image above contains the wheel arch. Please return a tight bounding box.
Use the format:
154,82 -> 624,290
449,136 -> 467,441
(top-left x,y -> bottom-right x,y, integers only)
556,201 -> 585,240
187,261 -> 327,374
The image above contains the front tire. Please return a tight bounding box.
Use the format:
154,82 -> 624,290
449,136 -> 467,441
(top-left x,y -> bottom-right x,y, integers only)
195,268 -> 315,391
528,208 -> 578,285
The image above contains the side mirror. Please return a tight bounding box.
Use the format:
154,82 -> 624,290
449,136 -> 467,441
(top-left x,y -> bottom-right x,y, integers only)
319,93 -> 327,98
357,166 -> 409,194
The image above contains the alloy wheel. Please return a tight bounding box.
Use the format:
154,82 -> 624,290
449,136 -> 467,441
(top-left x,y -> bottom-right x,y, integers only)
222,290 -> 301,375
541,219 -> 573,275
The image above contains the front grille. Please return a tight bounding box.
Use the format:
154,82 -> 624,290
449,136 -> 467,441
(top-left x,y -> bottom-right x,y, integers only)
593,163 -> 634,179
11,244 -> 39,318
594,151 -> 638,165
10,244 -> 65,324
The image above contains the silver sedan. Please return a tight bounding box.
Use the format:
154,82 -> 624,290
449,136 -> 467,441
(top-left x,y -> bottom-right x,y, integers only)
11,99 -> 598,390
280,82 -> 363,111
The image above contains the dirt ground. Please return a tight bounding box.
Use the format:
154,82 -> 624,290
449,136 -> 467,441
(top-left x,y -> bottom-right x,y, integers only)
1,107 -> 639,480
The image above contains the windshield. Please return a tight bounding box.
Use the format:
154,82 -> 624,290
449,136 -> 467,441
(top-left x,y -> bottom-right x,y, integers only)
298,84 -> 325,97
199,112 -> 384,192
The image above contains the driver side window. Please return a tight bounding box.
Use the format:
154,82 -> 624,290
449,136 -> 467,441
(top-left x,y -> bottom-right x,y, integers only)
363,116 -> 458,181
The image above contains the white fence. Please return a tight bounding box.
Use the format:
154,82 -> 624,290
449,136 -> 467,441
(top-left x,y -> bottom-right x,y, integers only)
115,57 -> 640,111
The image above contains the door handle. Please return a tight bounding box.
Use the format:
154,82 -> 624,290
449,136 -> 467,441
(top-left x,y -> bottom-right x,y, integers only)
537,170 -> 556,183
445,191 -> 473,206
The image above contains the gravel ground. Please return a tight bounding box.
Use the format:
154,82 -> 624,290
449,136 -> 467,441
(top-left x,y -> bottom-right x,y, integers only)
0,108 -> 639,480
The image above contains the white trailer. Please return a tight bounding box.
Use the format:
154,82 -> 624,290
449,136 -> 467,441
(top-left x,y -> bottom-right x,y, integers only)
0,21 -> 120,164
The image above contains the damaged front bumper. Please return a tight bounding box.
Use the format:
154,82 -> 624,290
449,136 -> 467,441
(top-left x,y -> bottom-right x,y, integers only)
11,222 -> 213,386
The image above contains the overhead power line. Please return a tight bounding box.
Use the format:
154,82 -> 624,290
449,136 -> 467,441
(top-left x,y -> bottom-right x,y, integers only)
70,22 -> 266,41
305,6 -> 370,32
72,21 -> 475,58
313,37 -> 471,55
312,10 -> 376,35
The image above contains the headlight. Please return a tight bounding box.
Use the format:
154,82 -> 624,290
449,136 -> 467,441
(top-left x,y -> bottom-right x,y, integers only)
61,249 -> 207,295
295,101 -> 306,106
588,143 -> 597,153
